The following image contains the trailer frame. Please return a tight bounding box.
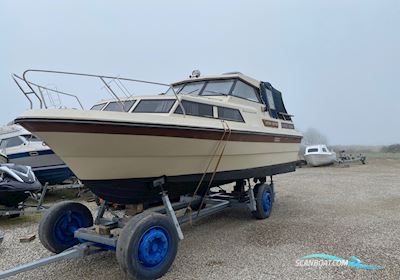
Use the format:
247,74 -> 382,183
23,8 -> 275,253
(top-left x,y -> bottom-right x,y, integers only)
0,183 -> 49,218
0,179 -> 275,279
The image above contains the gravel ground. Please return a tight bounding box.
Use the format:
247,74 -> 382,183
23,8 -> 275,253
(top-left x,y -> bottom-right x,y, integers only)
0,158 -> 399,280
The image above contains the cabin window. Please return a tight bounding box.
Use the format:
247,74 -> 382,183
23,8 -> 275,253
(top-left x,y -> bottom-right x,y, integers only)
201,80 -> 234,96
307,148 -> 318,153
178,82 -> 205,95
266,89 -> 276,110
3,137 -> 24,148
90,103 -> 106,111
217,107 -> 244,122
322,148 -> 328,152
175,100 -> 213,118
281,122 -> 295,129
103,100 -> 135,112
231,80 -> 259,102
133,99 -> 175,113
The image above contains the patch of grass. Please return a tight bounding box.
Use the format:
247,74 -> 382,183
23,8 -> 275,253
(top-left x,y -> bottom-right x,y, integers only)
363,152 -> 400,160
0,213 -> 42,226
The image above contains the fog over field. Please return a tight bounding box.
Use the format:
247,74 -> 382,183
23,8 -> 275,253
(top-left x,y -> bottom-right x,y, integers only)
1,1 -> 399,145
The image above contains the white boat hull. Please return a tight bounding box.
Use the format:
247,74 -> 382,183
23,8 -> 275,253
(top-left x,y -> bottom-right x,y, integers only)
35,132 -> 299,180
6,147 -> 73,185
15,111 -> 302,204
304,153 -> 336,167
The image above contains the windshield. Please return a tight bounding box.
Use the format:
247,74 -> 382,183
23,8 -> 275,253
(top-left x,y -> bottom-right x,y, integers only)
165,85 -> 183,95
202,80 -> 234,96
167,79 -> 235,96
21,135 -> 42,142
179,82 -> 205,95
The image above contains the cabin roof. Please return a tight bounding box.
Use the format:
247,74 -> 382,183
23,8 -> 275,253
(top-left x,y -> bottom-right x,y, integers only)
306,145 -> 328,149
172,72 -> 260,89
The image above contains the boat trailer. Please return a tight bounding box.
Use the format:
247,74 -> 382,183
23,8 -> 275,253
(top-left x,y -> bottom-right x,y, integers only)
0,180 -> 87,218
0,184 -> 49,218
0,177 -> 275,279
337,151 -> 366,165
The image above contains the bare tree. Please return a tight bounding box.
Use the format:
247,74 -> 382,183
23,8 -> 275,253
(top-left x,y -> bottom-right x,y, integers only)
302,128 -> 328,146
381,144 -> 400,153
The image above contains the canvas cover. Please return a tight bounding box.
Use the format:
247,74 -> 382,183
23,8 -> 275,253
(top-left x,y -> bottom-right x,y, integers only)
259,82 -> 291,120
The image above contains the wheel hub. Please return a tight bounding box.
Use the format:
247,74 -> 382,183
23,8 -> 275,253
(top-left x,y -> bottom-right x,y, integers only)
262,191 -> 271,213
54,211 -> 84,243
138,227 -> 169,267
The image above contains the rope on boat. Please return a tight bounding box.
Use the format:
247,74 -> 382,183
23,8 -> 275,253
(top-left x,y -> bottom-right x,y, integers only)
186,121 -> 232,223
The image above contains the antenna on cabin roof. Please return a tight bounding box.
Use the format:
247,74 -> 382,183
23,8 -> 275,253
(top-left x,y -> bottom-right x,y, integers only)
189,70 -> 201,78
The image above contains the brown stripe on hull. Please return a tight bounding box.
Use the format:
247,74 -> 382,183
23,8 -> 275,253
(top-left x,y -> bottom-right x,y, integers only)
16,118 -> 302,144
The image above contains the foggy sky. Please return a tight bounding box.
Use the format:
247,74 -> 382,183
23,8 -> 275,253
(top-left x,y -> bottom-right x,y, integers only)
1,0 -> 399,145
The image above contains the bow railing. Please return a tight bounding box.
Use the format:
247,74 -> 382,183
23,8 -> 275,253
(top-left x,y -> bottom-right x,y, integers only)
11,69 -> 185,114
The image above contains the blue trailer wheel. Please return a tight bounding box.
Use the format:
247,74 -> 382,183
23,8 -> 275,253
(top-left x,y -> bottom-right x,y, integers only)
138,227 -> 170,268
116,212 -> 178,280
252,183 -> 274,219
39,201 -> 93,253
262,191 -> 272,214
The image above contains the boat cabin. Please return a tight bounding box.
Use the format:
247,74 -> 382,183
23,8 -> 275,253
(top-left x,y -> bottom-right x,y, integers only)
305,145 -> 332,155
90,72 -> 295,130
0,125 -> 42,154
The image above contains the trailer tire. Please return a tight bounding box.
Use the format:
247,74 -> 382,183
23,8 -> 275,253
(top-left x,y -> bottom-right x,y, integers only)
117,212 -> 178,280
39,201 -> 93,253
252,183 -> 273,219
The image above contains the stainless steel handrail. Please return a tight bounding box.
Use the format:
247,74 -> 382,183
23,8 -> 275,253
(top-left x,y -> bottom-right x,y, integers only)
12,74 -> 41,109
13,74 -> 84,109
12,69 -> 186,115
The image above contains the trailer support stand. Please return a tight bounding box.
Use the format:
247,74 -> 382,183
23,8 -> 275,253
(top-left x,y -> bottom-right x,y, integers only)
36,183 -> 48,210
94,201 -> 107,225
247,186 -> 256,212
162,192 -> 184,240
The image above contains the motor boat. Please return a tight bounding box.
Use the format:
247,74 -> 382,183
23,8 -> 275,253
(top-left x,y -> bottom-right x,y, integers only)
1,70 -> 303,280
0,125 -> 74,185
13,70 -> 302,205
304,144 -> 337,167
0,163 -> 42,207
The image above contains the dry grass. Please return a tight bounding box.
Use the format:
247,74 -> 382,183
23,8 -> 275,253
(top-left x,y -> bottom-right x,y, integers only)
0,214 -> 41,227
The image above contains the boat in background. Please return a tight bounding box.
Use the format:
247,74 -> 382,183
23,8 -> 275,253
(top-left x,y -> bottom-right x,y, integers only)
304,144 -> 337,167
0,124 -> 74,185
13,70 -> 302,205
